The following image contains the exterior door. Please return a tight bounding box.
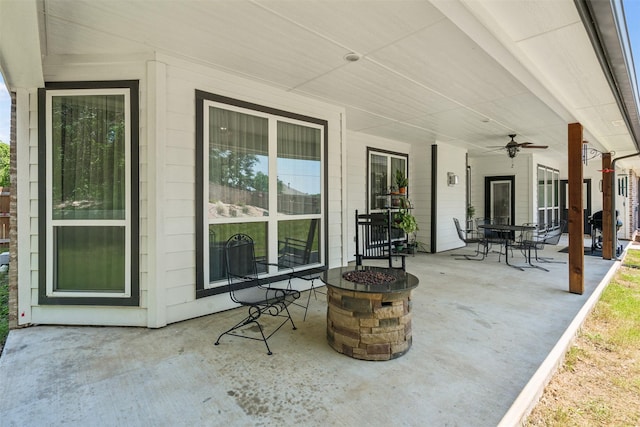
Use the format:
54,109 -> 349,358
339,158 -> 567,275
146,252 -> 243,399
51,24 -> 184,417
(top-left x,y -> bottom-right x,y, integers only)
485,176 -> 515,225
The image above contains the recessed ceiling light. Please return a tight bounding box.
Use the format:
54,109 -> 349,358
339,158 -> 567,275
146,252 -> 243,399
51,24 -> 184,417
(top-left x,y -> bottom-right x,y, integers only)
344,52 -> 361,62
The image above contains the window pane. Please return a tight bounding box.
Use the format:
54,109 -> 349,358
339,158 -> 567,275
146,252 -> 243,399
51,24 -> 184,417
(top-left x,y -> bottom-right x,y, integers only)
209,108 -> 269,218
209,222 -> 268,282
538,210 -> 545,229
277,219 -> 320,269
370,154 -> 388,210
537,167 -> 545,207
277,122 -> 321,214
52,95 -> 126,220
553,171 -> 559,206
546,169 -> 553,205
54,226 -> 125,291
391,158 -> 406,190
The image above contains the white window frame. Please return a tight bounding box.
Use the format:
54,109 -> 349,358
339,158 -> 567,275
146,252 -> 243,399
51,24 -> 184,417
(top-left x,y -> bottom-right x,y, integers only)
45,88 -> 132,298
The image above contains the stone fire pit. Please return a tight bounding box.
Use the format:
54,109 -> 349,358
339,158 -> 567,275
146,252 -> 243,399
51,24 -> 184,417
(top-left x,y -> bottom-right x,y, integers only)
322,266 -> 419,361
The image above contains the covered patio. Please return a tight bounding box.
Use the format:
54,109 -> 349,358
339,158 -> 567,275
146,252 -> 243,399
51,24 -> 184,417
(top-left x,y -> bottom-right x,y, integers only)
0,240 -> 621,426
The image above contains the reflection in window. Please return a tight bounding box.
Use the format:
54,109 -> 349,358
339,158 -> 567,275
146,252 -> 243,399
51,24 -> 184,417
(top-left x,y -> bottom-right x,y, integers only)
368,149 -> 407,211
201,97 -> 325,290
45,86 -> 135,299
370,154 -> 387,210
277,122 -> 321,215
52,95 -> 126,220
277,219 -> 320,269
209,108 -> 269,218
208,222 -> 268,282
55,226 -> 125,291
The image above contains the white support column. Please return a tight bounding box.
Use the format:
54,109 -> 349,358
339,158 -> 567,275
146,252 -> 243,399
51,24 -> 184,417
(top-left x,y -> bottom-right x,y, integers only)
340,112 -> 349,267
146,60 -> 167,328
16,88 -> 32,325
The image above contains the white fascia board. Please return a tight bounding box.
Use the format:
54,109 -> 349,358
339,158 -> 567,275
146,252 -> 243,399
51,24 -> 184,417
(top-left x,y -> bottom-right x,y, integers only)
0,0 -> 44,89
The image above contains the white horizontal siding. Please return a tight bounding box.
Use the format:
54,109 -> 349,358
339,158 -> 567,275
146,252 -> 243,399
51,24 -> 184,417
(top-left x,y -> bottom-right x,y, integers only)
27,55 -> 150,326
409,144 -> 431,252
345,130 -> 413,261
435,143 -> 467,252
20,51 -> 349,327
159,54 -> 345,324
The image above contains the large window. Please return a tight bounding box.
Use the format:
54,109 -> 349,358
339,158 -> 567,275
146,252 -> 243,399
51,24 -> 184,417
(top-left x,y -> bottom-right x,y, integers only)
537,165 -> 559,228
196,92 -> 326,297
39,81 -> 139,305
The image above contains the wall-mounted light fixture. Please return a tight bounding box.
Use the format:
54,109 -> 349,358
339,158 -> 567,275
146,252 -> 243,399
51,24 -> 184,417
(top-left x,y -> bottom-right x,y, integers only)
447,172 -> 459,186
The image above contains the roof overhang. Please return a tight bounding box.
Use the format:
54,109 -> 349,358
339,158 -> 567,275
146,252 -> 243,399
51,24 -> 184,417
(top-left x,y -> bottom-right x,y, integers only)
575,0 -> 640,152
0,0 -> 44,88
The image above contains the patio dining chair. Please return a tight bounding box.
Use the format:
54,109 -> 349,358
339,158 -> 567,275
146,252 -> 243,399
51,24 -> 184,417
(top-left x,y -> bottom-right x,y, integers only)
524,220 -> 566,265
475,217 -> 510,255
214,233 -> 300,355
452,217 -> 488,260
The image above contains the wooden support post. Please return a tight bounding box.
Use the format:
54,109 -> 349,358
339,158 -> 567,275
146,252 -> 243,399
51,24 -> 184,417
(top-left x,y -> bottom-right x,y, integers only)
568,123 -> 584,294
601,153 -> 613,260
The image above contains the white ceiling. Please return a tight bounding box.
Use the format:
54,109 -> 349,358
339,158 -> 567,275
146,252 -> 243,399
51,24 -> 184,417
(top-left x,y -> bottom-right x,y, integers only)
22,0 -> 639,160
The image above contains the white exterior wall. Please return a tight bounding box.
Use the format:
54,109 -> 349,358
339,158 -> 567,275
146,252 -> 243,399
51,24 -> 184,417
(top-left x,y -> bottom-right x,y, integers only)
531,151 -> 563,224
20,53 -> 346,328
469,153 -> 533,226
434,143 -> 467,252
27,54 -> 151,327
159,54 -> 345,325
582,160 -> 605,215
345,131 -> 412,262
410,143 -> 431,252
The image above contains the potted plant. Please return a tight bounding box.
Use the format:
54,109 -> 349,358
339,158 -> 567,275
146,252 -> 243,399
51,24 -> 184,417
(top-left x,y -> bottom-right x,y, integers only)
395,169 -> 408,194
467,204 -> 476,220
466,204 -> 476,231
394,209 -> 418,234
393,209 -> 418,254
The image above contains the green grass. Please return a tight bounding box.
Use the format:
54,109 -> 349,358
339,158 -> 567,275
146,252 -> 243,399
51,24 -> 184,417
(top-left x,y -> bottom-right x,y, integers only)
527,249 -> 640,426
622,248 -> 640,268
0,270 -> 8,355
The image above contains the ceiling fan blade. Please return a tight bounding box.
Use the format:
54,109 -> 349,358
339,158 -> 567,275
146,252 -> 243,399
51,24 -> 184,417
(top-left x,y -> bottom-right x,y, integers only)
522,145 -> 548,149
486,145 -> 505,149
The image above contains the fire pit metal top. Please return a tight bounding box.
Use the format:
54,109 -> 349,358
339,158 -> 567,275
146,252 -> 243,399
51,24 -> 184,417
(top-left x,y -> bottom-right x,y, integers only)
323,266 -> 419,293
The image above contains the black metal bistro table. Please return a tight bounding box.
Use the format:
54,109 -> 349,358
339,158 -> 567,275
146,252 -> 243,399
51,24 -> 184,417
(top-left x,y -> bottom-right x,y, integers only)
477,223 -> 536,270
322,266 -> 419,361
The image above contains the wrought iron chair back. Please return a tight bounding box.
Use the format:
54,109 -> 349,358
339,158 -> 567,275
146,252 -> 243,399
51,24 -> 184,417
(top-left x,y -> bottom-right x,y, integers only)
355,210 -> 406,270
277,219 -> 324,321
214,233 -> 300,355
452,217 -> 488,260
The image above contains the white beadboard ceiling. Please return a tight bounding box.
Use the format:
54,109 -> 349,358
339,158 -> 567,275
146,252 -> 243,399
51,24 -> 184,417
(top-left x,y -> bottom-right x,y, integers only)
29,0 -> 639,161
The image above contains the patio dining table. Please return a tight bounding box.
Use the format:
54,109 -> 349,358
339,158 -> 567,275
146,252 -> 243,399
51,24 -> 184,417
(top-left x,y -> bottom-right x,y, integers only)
477,223 -> 536,270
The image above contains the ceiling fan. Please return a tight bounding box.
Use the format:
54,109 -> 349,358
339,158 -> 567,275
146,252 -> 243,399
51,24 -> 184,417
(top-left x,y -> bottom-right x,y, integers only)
489,134 -> 549,159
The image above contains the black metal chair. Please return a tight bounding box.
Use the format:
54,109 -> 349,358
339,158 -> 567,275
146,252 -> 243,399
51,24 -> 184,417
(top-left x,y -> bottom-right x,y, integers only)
214,234 -> 300,355
532,220 -> 565,260
355,210 -> 406,270
518,220 -> 566,270
278,219 -> 324,321
452,217 -> 488,260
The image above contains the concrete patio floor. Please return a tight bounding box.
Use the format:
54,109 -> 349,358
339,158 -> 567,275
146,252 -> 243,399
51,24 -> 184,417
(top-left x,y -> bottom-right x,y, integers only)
0,239 -> 623,426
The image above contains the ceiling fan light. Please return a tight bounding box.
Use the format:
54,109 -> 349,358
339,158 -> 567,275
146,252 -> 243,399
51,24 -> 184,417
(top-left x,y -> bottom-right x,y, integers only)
507,145 -> 519,158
